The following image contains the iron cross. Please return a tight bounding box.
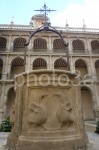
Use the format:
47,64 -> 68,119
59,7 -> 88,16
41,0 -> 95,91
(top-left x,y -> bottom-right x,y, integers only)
34,3 -> 56,21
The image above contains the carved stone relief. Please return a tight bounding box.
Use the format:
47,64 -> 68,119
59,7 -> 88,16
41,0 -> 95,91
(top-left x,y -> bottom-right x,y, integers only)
28,94 -> 48,126
28,93 -> 74,131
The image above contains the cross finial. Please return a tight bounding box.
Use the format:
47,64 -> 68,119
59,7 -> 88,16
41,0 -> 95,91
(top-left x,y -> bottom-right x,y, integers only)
66,20 -> 69,27
11,16 -> 14,25
34,3 -> 56,22
83,19 -> 86,28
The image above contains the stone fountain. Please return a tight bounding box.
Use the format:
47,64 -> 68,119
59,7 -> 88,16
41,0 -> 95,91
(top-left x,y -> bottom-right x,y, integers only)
7,4 -> 87,150
7,70 -> 87,150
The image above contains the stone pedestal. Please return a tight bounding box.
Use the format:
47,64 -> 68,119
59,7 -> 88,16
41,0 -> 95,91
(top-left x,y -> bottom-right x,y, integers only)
7,70 -> 87,150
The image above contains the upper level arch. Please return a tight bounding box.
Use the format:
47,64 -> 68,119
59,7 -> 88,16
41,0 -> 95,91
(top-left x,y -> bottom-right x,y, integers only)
75,59 -> 88,79
33,58 -> 47,70
91,40 -> 99,54
33,38 -> 47,52
13,37 -> 26,52
54,58 -> 67,70
0,37 -> 7,51
81,86 -> 94,120
53,39 -> 65,53
72,39 -> 85,53
10,57 -> 24,79
6,87 -> 16,118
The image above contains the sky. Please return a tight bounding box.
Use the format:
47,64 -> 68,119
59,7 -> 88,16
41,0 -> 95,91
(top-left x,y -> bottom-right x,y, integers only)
0,0 -> 99,28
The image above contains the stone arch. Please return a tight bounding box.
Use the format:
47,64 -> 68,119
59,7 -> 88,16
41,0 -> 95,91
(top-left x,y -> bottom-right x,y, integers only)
91,40 -> 99,54
0,58 -> 3,79
75,59 -> 88,79
95,59 -> 99,80
54,58 -> 67,70
81,86 -> 94,120
6,87 -> 16,118
13,37 -> 26,52
10,57 -> 24,79
53,39 -> 65,53
33,38 -> 47,52
0,37 -> 7,51
72,39 -> 85,53
33,58 -> 47,70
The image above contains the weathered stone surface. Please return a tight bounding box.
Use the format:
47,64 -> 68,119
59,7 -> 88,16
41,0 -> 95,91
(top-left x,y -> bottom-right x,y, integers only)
7,70 -> 87,150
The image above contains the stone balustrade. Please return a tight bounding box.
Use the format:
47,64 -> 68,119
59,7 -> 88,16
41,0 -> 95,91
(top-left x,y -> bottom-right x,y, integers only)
0,24 -> 99,33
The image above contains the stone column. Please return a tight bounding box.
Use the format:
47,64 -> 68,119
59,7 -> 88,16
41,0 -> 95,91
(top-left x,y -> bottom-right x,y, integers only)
26,54 -> 31,72
7,61 -> 12,80
2,73 -> 8,80
87,39 -> 92,54
92,93 -> 97,117
87,64 -> 92,76
28,39 -> 32,51
49,55 -> 52,69
47,56 -> 50,70
94,85 -> 99,117
25,55 -> 28,72
90,58 -> 97,81
84,38 -> 89,54
11,40 -> 14,52
0,55 -> 9,80
0,84 -> 4,121
70,56 -> 74,72
48,36 -> 52,52
3,94 -> 7,119
51,38 -> 53,52
67,38 -> 73,54
6,35 -> 12,51
3,55 -> 9,80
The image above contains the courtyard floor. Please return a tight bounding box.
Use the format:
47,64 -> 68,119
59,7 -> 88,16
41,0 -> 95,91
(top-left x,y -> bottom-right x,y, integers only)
0,131 -> 99,150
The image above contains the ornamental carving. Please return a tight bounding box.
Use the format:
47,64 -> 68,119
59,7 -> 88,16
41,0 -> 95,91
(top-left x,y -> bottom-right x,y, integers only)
28,94 -> 48,126
28,93 -> 74,130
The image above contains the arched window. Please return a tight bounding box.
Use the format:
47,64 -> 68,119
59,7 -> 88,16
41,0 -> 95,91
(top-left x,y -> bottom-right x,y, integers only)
33,38 -> 47,52
81,86 -> 94,120
6,87 -> 16,118
33,58 -> 47,70
72,39 -> 85,53
95,60 -> 99,80
91,40 -> 99,54
53,39 -> 65,53
10,57 -> 24,79
13,38 -> 26,52
54,58 -> 67,70
75,59 -> 88,79
0,58 -> 3,79
0,37 -> 7,51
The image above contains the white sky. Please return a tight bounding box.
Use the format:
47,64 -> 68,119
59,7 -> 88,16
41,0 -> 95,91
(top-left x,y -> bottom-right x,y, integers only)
52,0 -> 99,28
0,0 -> 99,28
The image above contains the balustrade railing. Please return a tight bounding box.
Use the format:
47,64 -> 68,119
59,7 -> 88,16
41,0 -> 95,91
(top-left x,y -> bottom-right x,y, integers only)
0,24 -> 33,30
0,24 -> 99,33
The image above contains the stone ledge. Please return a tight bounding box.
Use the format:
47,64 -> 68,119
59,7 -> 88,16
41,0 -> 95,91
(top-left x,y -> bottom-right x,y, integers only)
85,123 -> 96,132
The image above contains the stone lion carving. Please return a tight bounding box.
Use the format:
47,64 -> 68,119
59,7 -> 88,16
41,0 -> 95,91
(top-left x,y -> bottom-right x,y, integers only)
28,94 -> 48,126
55,94 -> 74,125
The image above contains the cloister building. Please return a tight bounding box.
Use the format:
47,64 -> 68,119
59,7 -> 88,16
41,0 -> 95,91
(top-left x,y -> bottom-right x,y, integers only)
0,14 -> 99,122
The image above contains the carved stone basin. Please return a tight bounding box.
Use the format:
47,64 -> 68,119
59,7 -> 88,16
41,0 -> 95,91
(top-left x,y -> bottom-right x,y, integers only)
7,70 -> 87,150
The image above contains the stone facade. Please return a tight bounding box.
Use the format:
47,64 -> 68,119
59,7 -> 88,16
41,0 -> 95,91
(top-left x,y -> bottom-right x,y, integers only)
0,14 -> 99,122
